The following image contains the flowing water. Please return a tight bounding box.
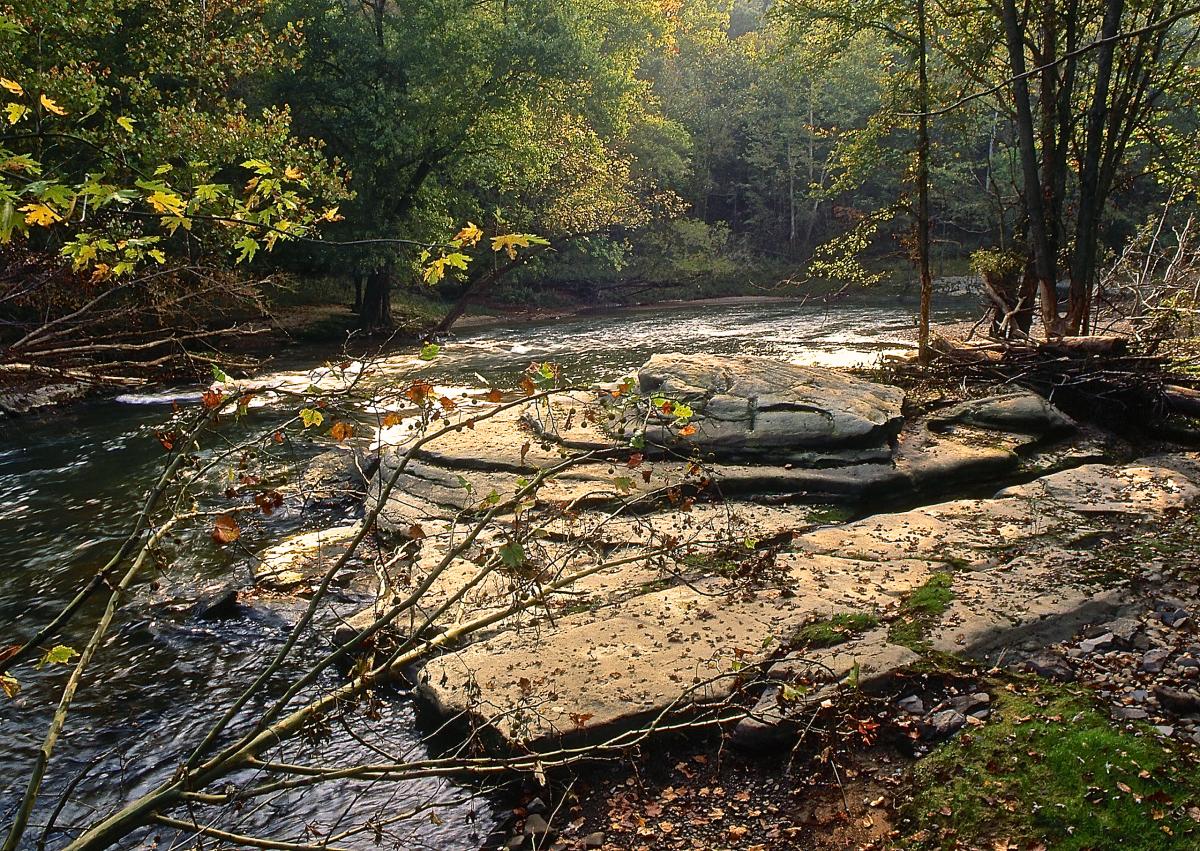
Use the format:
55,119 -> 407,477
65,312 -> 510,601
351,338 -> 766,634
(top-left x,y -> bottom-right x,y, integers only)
0,295 -> 975,849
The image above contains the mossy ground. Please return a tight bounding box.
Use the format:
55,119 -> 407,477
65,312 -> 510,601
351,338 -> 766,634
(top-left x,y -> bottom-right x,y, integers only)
888,572 -> 954,651
792,612 -> 880,649
901,680 -> 1200,850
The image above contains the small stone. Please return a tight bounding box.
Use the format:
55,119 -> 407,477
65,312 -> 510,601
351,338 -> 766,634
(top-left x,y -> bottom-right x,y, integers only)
506,836 -> 527,850
950,692 -> 990,714
192,585 -> 240,620
897,695 -> 925,715
1153,725 -> 1175,737
1023,650 -> 1076,682
1080,633 -> 1116,654
525,797 -> 548,816
925,709 -> 967,739
1112,706 -> 1149,721
583,833 -> 606,849
1155,686 -> 1200,715
1131,689 -> 1148,703
1162,609 -> 1190,628
523,814 -> 550,836
1097,617 -> 1142,645
1141,649 -> 1170,674
1177,656 -> 1200,669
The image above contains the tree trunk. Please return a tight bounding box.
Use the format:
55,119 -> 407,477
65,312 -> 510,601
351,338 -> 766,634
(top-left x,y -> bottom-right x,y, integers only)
1001,0 -> 1063,337
351,273 -> 364,313
358,268 -> 392,332
1067,0 -> 1124,334
916,0 -> 933,364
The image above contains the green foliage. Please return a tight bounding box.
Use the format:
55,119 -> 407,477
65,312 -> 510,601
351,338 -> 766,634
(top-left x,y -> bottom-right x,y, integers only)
36,645 -> 78,669
905,683 -> 1200,849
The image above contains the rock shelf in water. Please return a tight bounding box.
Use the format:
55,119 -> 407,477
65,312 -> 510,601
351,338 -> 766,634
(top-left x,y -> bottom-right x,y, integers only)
269,354 -> 1181,752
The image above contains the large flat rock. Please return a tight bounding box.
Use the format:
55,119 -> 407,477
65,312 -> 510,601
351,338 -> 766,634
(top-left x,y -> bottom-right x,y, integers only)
410,455 -> 1200,749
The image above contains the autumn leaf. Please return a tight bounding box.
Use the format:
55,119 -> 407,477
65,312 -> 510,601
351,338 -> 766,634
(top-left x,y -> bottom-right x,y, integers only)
39,94 -> 67,115
20,203 -> 61,226
403,380 -> 434,404
491,233 -> 531,259
329,421 -> 354,441
299,408 -> 324,428
454,221 -> 483,246
116,116 -> 136,133
211,513 -> 241,544
272,430 -> 284,444
37,645 -> 79,668
1,673 -> 18,699
283,165 -> 304,180
485,388 -> 503,403
0,78 -> 23,96
678,424 -> 698,437
381,412 -> 402,427
146,190 -> 186,216
318,206 -> 343,222
201,389 -> 223,410
407,523 -> 426,540
5,103 -> 28,125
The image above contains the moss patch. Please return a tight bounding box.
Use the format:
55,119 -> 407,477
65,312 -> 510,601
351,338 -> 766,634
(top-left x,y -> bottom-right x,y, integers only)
901,683 -> 1200,849
792,612 -> 880,650
888,572 -> 954,652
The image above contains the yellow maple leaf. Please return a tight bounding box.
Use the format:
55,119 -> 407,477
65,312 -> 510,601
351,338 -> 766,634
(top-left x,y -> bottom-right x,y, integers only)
454,222 -> 483,246
20,203 -> 62,226
5,103 -> 28,125
0,78 -> 22,96
146,190 -> 186,216
491,233 -> 531,259
39,94 -> 67,116
318,206 -> 343,222
116,116 -> 136,133
283,165 -> 304,180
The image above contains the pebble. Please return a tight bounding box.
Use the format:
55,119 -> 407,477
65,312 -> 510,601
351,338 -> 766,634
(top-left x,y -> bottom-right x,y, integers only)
926,709 -> 967,739
897,695 -> 925,715
1080,633 -> 1116,654
1141,649 -> 1170,674
1153,725 -> 1175,737
584,833 -> 606,849
1112,706 -> 1149,721
523,814 -> 550,836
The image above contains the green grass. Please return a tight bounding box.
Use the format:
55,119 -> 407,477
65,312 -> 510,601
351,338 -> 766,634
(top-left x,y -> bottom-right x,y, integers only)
792,612 -> 879,649
902,683 -> 1200,849
888,572 -> 954,652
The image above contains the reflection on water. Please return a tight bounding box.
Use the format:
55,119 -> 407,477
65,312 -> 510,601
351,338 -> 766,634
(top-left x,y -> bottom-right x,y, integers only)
0,295 -> 974,849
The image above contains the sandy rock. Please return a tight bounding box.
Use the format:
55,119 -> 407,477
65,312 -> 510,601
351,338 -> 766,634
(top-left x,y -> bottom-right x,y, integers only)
407,455 -> 1200,750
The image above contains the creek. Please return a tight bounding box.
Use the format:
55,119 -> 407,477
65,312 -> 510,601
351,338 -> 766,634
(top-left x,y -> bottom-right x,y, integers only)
0,295 -> 975,849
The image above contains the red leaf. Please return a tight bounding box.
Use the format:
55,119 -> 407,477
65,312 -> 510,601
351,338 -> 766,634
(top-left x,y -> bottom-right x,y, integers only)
211,513 -> 241,545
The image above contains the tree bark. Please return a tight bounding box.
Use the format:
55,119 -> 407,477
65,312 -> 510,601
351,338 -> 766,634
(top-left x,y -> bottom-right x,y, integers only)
1067,0 -> 1124,334
916,0 -> 933,363
1001,0 -> 1063,337
358,268 -> 392,332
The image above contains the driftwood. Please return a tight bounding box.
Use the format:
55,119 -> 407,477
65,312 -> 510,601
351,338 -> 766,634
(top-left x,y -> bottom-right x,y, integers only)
907,335 -> 1197,427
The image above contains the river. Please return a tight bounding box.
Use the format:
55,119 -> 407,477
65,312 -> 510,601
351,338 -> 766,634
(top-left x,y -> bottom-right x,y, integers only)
0,295 -> 975,850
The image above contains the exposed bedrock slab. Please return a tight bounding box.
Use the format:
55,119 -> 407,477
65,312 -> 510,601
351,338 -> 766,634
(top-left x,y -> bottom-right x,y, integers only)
930,390 -> 1076,435
410,455 -> 1200,750
628,353 -> 906,455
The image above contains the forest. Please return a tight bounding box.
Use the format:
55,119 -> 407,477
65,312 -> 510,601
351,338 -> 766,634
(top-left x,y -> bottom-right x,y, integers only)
4,1 -> 1200,850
